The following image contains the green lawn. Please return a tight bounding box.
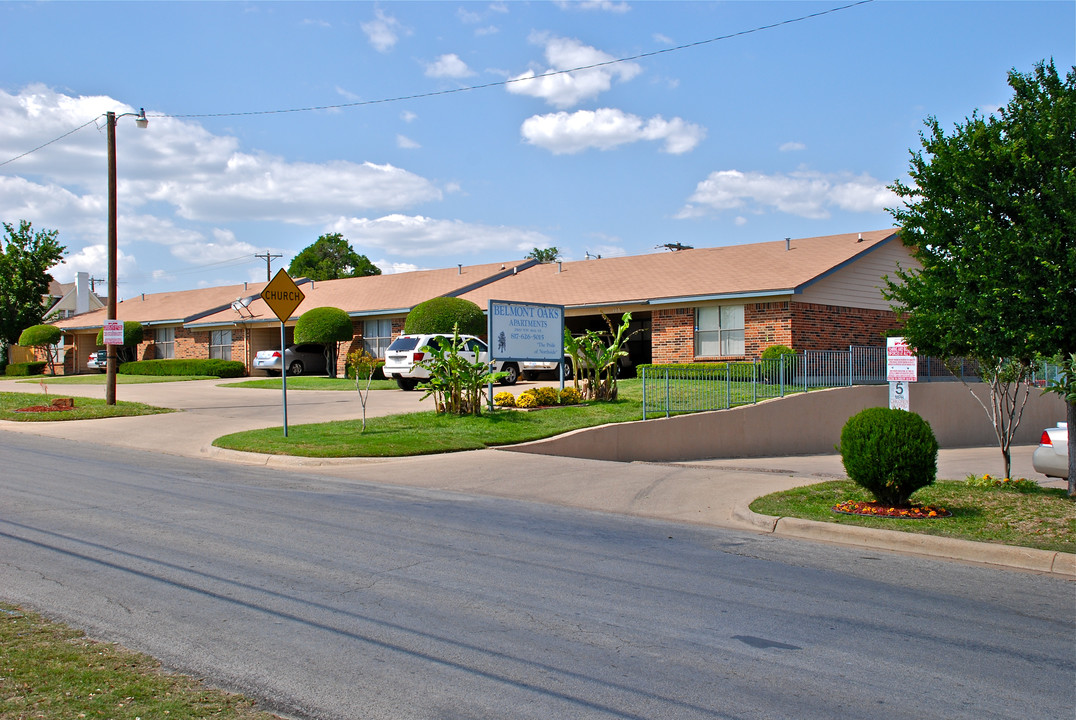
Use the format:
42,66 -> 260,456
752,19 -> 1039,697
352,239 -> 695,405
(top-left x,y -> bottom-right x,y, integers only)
213,399 -> 642,457
220,376 -> 399,391
750,479 -> 1075,553
0,392 -> 172,422
0,603 -> 283,720
18,374 -> 218,384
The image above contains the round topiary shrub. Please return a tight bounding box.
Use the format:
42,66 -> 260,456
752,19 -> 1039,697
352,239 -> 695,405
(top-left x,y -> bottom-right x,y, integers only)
760,344 -> 795,359
494,391 -> 516,407
839,407 -> 939,507
295,307 -> 353,345
404,297 -> 486,336
516,393 -> 538,408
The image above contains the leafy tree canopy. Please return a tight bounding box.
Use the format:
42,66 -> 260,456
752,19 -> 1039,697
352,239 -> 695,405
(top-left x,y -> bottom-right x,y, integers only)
0,220 -> 66,350
526,247 -> 560,263
884,60 -> 1076,362
287,233 -> 381,282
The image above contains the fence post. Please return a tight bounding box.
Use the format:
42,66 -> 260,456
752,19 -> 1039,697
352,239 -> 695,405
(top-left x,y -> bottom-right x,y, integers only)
664,367 -> 671,419
642,366 -> 647,421
753,358 -> 758,404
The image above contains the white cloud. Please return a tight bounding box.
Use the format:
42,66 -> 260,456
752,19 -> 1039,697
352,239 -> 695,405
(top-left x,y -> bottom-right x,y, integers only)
678,169 -> 900,220
507,34 -> 641,108
329,214 -> 554,258
400,110 -> 417,123
396,134 -> 420,149
556,0 -> 630,12
521,108 -> 705,154
374,259 -> 422,275
779,141 -> 806,152
425,53 -> 474,79
361,9 -> 405,53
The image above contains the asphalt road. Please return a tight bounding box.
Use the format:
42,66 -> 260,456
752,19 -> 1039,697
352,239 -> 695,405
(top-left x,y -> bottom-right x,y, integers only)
1,431 -> 1073,720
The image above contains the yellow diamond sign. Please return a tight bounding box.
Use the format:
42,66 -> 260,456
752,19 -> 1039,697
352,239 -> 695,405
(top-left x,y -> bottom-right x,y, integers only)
262,269 -> 305,323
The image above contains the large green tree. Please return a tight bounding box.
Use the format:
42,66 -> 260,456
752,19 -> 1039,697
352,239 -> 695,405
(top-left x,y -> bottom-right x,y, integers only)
884,60 -> 1076,483
0,221 -> 66,361
288,233 -> 381,281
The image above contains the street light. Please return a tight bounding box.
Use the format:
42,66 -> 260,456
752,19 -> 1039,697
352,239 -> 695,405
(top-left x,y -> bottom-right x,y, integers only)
105,108 -> 147,405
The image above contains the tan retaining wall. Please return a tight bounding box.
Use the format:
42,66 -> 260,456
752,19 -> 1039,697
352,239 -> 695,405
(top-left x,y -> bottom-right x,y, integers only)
503,383 -> 1067,462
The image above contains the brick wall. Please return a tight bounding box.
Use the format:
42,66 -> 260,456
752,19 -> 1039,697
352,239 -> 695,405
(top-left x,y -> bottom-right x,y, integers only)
651,308 -> 694,364
745,302 -> 793,357
790,302 -> 899,351
652,301 -> 898,365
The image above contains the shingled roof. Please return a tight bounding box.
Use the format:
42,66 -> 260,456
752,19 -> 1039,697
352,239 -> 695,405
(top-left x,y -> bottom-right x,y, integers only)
458,229 -> 901,309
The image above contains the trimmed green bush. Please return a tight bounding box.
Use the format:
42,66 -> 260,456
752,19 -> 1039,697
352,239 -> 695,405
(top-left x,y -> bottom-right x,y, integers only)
18,324 -> 61,347
636,362 -> 759,381
404,297 -> 486,337
95,321 -> 144,364
295,306 -> 353,377
118,359 -> 246,378
4,362 -> 47,376
839,407 -> 939,506
95,321 -> 144,347
295,307 -> 353,344
760,344 -> 795,359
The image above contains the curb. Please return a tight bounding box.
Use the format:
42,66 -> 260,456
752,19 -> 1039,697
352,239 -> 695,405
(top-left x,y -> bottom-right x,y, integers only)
739,508 -> 1076,579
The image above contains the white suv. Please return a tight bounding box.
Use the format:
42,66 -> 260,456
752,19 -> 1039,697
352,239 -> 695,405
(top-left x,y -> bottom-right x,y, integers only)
383,333 -> 520,391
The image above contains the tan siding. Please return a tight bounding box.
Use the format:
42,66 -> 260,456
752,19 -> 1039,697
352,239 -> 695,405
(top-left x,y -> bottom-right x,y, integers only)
797,241 -> 918,311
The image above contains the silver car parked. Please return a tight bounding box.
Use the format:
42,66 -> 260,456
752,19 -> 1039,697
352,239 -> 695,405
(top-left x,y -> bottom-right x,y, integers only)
252,343 -> 327,376
1032,422 -> 1069,479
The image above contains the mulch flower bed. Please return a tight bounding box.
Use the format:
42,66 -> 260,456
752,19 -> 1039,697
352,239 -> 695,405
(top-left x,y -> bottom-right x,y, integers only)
14,398 -> 76,414
832,500 -> 951,519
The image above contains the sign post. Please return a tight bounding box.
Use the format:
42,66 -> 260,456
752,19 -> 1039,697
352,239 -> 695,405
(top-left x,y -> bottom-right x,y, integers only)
261,269 -> 306,436
886,337 -> 917,411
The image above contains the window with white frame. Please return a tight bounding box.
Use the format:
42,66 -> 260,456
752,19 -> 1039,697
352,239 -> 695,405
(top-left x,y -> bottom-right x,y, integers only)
695,305 -> 745,357
363,319 -> 393,358
209,329 -> 232,360
155,327 -> 175,359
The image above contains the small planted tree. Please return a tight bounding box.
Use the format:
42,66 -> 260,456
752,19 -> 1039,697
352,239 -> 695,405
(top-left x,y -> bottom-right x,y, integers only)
839,407 -> 939,507
346,348 -> 378,431
404,297 -> 486,337
295,306 -> 354,377
18,324 -> 62,375
417,326 -> 503,416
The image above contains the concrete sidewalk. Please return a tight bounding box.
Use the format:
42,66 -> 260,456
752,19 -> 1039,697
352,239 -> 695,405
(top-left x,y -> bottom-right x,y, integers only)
2,376 -> 1072,577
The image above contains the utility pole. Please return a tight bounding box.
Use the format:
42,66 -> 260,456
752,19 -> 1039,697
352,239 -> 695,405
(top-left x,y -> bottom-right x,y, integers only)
255,252 -> 283,281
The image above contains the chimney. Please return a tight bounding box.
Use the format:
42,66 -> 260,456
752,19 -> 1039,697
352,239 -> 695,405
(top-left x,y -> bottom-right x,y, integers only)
858,233 -> 863,242
75,271 -> 90,315
458,264 -> 462,275
557,261 -> 562,273
785,237 -> 791,251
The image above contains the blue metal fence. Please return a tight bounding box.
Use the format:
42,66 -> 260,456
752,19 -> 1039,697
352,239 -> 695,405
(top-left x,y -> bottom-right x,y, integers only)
640,347 -> 1052,420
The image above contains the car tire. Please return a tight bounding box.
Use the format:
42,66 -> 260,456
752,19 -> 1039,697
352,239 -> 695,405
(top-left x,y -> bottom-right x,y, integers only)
563,358 -> 574,380
523,371 -> 540,381
396,378 -> 418,391
288,360 -> 304,376
499,363 -> 519,386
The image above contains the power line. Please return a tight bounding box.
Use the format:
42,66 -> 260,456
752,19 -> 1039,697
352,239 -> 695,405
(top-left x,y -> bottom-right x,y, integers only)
0,1 -> 873,165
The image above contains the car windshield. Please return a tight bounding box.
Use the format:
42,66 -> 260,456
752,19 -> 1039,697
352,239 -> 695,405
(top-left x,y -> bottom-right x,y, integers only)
387,337 -> 419,351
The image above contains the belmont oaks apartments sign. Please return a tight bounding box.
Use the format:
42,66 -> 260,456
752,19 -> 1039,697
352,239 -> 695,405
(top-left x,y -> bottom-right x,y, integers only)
488,300 -> 564,362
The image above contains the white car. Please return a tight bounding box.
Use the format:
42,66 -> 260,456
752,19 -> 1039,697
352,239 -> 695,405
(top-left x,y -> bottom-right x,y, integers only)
1032,422 -> 1069,479
521,353 -> 633,381
383,333 -> 519,391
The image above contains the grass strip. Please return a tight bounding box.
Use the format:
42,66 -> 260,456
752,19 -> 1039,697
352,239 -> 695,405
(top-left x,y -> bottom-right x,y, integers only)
17,374 -> 218,384
213,400 -> 641,457
0,603 -> 283,720
750,479 -> 1075,553
219,376 -> 399,391
0,392 -> 172,422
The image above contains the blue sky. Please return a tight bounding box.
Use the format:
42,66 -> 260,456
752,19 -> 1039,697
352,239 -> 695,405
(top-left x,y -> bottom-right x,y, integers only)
1,1 -> 1072,299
